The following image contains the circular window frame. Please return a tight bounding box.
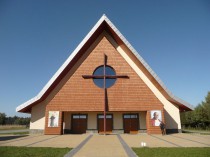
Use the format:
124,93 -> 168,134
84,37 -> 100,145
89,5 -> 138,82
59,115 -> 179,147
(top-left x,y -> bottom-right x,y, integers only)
92,65 -> 117,88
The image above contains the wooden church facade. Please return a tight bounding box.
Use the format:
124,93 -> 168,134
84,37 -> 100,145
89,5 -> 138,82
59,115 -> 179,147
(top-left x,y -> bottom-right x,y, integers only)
16,15 -> 193,135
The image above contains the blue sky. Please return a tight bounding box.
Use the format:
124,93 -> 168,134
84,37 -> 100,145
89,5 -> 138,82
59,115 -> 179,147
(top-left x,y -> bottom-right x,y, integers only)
0,0 -> 210,117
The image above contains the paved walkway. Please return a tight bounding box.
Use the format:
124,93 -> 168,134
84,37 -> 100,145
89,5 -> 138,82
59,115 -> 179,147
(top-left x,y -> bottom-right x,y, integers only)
121,134 -> 210,147
67,134 -> 133,157
0,134 -> 89,148
1,133 -> 210,156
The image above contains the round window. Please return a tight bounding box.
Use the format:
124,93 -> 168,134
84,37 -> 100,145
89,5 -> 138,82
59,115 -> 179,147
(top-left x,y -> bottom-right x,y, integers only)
93,65 -> 116,88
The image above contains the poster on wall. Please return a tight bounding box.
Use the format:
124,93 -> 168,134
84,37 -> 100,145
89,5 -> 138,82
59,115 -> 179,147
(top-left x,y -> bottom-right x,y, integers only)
150,110 -> 162,126
48,111 -> 59,127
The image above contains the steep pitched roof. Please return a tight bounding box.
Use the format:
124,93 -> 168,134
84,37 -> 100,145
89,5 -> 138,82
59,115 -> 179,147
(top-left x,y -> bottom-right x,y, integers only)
16,14 -> 194,113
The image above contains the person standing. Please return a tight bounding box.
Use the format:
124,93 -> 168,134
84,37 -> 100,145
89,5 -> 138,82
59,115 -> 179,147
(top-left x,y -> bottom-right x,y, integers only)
160,121 -> 166,135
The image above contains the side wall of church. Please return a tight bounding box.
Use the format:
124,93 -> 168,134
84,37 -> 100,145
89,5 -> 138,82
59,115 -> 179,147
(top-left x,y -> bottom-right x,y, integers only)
30,102 -> 47,131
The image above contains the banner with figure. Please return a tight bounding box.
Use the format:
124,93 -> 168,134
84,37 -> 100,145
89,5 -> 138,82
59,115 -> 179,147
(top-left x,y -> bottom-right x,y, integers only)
150,110 -> 162,126
48,111 -> 59,127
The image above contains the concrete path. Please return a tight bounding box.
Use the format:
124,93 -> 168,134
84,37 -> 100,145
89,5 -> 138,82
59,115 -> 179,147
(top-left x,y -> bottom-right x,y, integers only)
1,133 -> 210,157
0,134 -> 136,157
120,133 -> 210,147
72,135 -> 130,157
0,134 -> 89,148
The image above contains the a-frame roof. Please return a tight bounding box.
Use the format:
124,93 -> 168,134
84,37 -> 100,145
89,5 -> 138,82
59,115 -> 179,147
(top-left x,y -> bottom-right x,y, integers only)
16,14 -> 194,113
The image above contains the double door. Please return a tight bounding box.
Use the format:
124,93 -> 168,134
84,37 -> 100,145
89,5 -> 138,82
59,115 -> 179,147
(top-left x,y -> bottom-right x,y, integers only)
98,114 -> 113,133
72,114 -> 87,134
123,114 -> 139,133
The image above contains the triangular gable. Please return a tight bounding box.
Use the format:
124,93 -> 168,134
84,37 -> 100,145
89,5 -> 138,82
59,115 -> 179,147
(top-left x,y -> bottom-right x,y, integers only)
16,14 -> 193,113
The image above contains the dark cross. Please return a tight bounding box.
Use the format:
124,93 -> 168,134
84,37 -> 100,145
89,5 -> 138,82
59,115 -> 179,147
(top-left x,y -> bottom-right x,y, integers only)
82,54 -> 128,135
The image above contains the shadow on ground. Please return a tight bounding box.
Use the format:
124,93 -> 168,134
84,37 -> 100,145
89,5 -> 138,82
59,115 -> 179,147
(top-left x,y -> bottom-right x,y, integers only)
0,135 -> 28,141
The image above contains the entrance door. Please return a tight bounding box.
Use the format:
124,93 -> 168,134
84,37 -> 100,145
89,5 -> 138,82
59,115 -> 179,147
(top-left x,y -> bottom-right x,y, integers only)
98,114 -> 113,133
72,114 -> 87,134
123,114 -> 139,133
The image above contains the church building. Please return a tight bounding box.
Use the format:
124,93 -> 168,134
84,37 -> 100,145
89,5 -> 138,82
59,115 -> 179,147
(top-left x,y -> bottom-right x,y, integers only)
16,15 -> 193,135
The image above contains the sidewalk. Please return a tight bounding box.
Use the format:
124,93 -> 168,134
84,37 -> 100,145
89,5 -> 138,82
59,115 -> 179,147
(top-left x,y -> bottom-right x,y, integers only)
72,135 -> 129,157
1,133 -> 210,157
120,133 -> 210,147
0,134 -> 89,148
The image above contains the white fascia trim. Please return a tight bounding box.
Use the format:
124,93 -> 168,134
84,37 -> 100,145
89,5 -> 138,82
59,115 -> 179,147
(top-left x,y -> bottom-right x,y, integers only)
16,15 -> 108,112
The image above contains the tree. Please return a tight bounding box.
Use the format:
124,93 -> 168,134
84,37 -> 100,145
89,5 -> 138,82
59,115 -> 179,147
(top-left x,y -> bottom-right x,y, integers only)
0,113 -> 31,126
181,91 -> 210,129
0,112 -> 6,125
201,92 -> 210,127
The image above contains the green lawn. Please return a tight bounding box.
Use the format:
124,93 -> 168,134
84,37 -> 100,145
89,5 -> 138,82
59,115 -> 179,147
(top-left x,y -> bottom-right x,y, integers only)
182,129 -> 210,135
0,131 -> 29,135
132,147 -> 210,157
10,131 -> 29,135
185,129 -> 210,132
0,125 -> 28,130
0,146 -> 71,157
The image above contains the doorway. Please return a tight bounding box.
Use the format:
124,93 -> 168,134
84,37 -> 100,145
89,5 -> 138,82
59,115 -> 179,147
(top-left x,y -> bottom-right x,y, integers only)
123,113 -> 139,134
97,114 -> 113,133
71,114 -> 87,134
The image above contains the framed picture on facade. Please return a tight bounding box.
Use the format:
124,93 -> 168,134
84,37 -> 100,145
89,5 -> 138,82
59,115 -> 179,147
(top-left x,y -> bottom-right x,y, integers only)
48,111 -> 59,127
150,110 -> 162,126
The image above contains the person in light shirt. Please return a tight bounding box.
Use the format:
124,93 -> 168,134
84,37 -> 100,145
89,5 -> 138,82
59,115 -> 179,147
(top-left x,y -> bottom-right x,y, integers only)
151,112 -> 161,126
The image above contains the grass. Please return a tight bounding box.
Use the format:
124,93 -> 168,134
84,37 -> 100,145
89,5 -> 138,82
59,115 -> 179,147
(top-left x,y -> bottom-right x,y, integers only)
182,129 -> 210,135
0,146 -> 71,157
0,131 -> 29,135
183,128 -> 210,132
132,147 -> 210,157
11,131 -> 29,135
182,127 -> 210,131
0,125 -> 27,130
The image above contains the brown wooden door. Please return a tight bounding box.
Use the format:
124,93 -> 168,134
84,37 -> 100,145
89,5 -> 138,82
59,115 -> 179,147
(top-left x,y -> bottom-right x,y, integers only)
124,118 -> 131,133
98,114 -> 113,133
72,115 -> 87,134
123,114 -> 139,134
